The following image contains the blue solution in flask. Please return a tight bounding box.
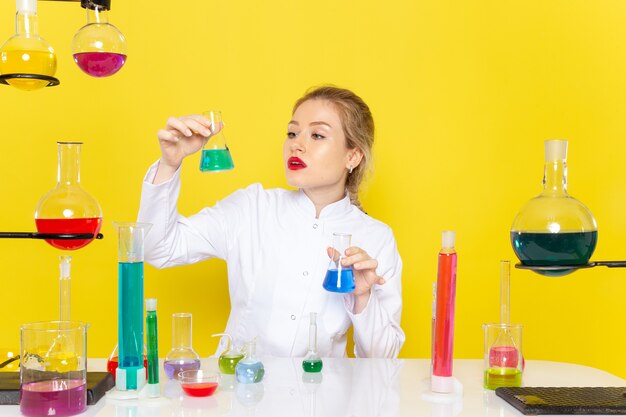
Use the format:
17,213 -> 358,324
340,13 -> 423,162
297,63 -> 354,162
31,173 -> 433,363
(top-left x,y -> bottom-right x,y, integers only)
322,233 -> 355,293
235,339 -> 264,384
322,267 -> 355,293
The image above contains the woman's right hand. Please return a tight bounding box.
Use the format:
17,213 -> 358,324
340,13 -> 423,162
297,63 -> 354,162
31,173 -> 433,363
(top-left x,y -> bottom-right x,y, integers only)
153,114 -> 222,183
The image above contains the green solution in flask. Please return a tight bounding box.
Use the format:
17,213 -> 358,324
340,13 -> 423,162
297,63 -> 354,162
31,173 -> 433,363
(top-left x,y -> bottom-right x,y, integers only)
510,140 -> 597,276
199,110 -> 234,172
302,312 -> 323,373
212,333 -> 244,374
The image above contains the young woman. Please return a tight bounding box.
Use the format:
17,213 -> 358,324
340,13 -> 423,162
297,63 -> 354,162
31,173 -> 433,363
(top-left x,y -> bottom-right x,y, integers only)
138,86 -> 405,358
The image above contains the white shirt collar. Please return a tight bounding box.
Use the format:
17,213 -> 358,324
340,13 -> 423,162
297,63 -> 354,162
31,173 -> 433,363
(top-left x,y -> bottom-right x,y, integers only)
292,188 -> 352,219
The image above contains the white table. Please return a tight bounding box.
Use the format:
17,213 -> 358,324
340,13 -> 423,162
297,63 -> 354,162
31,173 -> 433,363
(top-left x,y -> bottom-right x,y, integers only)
2,358 -> 624,417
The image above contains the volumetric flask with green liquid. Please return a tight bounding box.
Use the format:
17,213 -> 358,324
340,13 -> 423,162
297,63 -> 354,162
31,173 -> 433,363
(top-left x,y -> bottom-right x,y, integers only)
511,140 -> 597,276
199,110 -> 234,172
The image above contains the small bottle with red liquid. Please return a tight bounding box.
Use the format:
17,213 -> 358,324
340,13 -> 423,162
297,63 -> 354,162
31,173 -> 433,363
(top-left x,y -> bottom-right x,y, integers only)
72,0 -> 127,78
34,142 -> 102,250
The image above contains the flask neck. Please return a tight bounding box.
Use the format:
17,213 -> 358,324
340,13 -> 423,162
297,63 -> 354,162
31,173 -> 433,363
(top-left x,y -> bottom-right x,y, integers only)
16,10 -> 38,36
308,322 -> 317,354
86,7 -> 109,24
171,314 -> 193,349
542,160 -> 567,194
57,143 -> 82,186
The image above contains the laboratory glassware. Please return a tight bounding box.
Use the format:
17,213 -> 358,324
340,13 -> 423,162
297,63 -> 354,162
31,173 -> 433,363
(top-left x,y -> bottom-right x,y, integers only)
106,343 -> 148,381
146,298 -> 159,397
164,313 -> 201,380
432,231 -> 457,393
483,323 -> 523,390
20,320 -> 88,417
212,333 -> 244,374
35,142 -> 103,250
199,110 -> 234,172
489,261 -> 521,371
72,0 -> 127,77
302,312 -> 323,373
511,140 -> 597,276
322,233 -> 355,293
114,222 -> 151,391
0,0 -> 58,90
179,370 -> 219,397
235,338 -> 265,384
59,255 -> 71,322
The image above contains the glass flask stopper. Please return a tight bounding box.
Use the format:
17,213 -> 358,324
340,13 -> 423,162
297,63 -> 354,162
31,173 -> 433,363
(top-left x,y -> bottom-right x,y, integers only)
199,110 -> 234,172
235,338 -> 265,384
164,313 -> 201,379
212,333 -> 244,375
72,0 -> 127,78
302,312 -> 323,373
322,233 -> 355,293
511,140 -> 597,276
35,142 -> 103,250
0,0 -> 58,90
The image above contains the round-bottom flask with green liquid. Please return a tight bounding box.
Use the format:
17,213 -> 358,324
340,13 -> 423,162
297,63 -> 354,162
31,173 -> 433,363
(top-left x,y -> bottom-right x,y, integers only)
212,333 -> 244,375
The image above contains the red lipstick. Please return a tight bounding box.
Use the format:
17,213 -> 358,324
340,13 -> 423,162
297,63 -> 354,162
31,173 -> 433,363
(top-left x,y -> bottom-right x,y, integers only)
288,156 -> 307,170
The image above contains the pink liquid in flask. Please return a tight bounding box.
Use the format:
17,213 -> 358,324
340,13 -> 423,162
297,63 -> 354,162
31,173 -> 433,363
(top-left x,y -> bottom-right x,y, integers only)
73,52 -> 126,77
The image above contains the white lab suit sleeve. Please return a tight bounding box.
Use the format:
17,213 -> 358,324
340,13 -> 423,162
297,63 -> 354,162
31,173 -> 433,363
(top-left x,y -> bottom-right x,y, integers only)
137,161 -> 251,269
344,228 -> 405,358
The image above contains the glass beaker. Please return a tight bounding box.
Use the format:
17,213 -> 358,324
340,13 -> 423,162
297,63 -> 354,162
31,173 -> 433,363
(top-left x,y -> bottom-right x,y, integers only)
114,222 -> 151,391
235,339 -> 264,384
483,323 -> 523,390
20,321 -> 88,417
511,140 -> 597,276
164,313 -> 201,380
72,0 -> 127,78
322,233 -> 355,293
212,333 -> 244,374
199,110 -> 234,172
302,312 -> 323,373
35,142 -> 103,250
0,0 -> 58,91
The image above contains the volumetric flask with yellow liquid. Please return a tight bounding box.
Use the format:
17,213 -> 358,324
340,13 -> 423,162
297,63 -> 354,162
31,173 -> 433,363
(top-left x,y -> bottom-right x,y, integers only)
199,110 -> 234,172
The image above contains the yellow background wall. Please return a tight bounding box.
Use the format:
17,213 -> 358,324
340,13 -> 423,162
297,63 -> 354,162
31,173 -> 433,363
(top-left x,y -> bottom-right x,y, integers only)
1,1 -> 625,379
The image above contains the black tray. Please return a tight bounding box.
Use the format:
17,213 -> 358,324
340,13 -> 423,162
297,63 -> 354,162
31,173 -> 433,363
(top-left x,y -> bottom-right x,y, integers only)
496,387 -> 626,415
0,372 -> 114,406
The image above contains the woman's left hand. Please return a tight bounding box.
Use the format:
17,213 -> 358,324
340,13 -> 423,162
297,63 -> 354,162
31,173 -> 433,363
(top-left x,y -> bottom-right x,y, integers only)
327,246 -> 386,297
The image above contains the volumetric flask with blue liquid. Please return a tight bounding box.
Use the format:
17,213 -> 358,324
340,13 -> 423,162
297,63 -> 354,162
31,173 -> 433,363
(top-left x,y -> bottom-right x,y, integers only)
199,110 -> 234,172
323,233 -> 355,293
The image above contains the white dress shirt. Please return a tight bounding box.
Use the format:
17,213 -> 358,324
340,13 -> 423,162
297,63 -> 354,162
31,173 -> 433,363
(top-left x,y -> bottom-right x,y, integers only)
138,162 -> 405,358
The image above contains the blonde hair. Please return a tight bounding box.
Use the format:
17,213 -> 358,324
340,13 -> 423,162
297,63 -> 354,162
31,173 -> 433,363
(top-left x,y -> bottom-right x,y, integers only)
292,86 -> 374,209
